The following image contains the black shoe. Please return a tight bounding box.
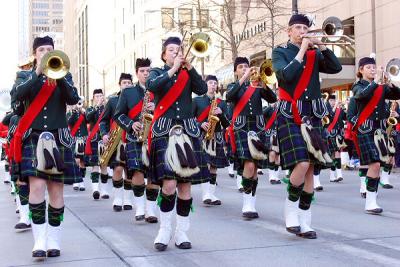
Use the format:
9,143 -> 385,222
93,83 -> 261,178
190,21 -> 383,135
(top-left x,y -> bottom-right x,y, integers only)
73,186 -> 79,191
113,205 -> 122,212
238,188 -> 244,193
16,209 -> 19,214
4,180 -> 10,184
257,170 -> 264,175
93,191 -> 100,200
155,243 -> 168,251
47,249 -> 60,257
330,179 -> 340,183
135,215 -> 145,221
270,179 -> 282,185
382,184 -> 394,189
203,199 -> 212,205
175,242 -> 192,249
297,231 -> 317,239
286,226 -> 301,234
123,205 -> 133,210
101,194 -> 110,199
315,186 -> 323,192
360,192 -> 366,198
242,212 -> 259,219
210,200 -> 222,205
14,222 -> 31,232
79,187 -> 86,191
336,177 -> 343,182
32,250 -> 46,260
229,173 -> 235,178
366,208 -> 383,215
145,216 -> 158,223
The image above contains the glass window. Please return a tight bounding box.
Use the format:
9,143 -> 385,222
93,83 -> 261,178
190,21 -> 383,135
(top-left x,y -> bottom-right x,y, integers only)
198,9 -> 209,28
161,8 -> 174,29
178,8 -> 192,27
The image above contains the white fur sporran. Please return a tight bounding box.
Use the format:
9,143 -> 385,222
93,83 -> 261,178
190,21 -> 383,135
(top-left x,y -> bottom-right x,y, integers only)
247,131 -> 268,160
142,141 -> 149,167
165,125 -> 200,177
36,132 -> 64,175
115,141 -> 126,163
74,137 -> 85,156
374,129 -> 389,162
270,133 -> 279,153
202,137 -> 216,157
98,141 -> 105,159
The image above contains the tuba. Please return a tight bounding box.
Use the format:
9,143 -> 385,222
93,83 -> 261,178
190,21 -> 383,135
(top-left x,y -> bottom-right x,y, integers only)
40,50 -> 70,79
204,98 -> 220,140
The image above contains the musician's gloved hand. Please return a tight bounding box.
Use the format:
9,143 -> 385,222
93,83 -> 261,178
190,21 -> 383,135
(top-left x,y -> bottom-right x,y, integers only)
201,122 -> 210,132
146,102 -> 155,112
132,121 -> 142,133
102,135 -> 109,144
213,107 -> 222,115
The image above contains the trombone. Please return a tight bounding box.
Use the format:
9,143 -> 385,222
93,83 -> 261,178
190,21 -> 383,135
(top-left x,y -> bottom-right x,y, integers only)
40,50 -> 70,80
181,31 -> 212,61
302,16 -> 354,45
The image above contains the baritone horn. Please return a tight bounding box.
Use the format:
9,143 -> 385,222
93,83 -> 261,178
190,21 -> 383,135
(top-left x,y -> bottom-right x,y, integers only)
302,16 -> 354,45
40,50 -> 70,80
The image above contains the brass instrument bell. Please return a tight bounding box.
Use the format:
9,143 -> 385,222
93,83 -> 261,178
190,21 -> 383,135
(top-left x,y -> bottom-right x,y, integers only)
40,50 -> 70,80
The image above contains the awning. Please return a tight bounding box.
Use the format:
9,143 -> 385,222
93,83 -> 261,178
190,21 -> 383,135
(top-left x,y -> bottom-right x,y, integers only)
215,63 -> 235,85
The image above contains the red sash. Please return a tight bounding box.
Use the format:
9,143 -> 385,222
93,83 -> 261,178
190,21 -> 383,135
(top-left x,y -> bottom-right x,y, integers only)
11,80 -> 57,162
352,85 -> 384,155
196,98 -> 222,123
121,99 -> 143,142
327,108 -> 341,133
84,110 -> 105,155
344,121 -> 353,140
278,50 -> 317,125
265,110 -> 277,130
228,85 -> 257,153
147,69 -> 190,152
70,114 -> 85,137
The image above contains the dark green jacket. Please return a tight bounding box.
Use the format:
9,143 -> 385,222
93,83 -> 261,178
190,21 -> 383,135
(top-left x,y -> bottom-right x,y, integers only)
146,65 -> 207,138
85,104 -> 105,142
11,70 -> 80,131
263,105 -> 277,132
100,94 -> 119,137
114,84 -> 146,142
67,110 -> 88,137
192,94 -> 230,133
272,42 -> 342,118
352,79 -> 400,133
347,97 -> 357,124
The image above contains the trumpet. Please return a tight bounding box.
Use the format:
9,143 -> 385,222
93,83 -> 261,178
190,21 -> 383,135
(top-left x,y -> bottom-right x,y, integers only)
380,58 -> 400,86
40,50 -> 70,80
249,59 -> 277,86
302,16 -> 354,45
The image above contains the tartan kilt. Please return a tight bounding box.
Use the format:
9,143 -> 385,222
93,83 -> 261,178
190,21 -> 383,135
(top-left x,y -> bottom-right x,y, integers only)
264,130 -> 272,149
107,141 -> 126,169
205,140 -> 229,168
233,118 -> 269,170
10,160 -> 20,182
149,133 -> 210,185
1,147 -> 6,161
327,136 -> 339,155
20,131 -> 81,185
85,141 -> 99,166
277,113 -> 327,170
357,130 -> 384,165
126,141 -> 146,174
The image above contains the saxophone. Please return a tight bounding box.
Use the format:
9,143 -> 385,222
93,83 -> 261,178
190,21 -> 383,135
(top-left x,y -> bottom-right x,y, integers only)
99,124 -> 123,167
386,101 -> 398,136
204,98 -> 220,140
137,91 -> 154,142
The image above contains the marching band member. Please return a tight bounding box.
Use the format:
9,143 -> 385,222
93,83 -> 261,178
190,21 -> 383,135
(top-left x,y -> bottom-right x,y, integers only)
114,59 -> 160,223
100,73 -> 133,212
325,95 -> 346,183
193,75 -> 230,206
272,14 -> 342,238
85,89 -> 109,200
11,36 -> 81,259
352,56 -> 400,214
263,103 -> 281,184
226,57 -> 277,219
67,97 -> 87,191
146,36 -> 209,251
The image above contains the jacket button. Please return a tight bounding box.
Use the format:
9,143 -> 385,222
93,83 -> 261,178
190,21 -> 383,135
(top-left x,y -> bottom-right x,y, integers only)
44,116 -> 47,119
177,115 -> 180,119
176,102 -> 179,104
160,106 -> 163,110
177,108 -> 180,111
44,107 -> 47,110
44,125 -> 48,128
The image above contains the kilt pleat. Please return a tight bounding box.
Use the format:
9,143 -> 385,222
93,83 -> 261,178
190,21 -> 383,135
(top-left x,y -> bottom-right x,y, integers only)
85,141 -> 99,166
357,130 -> 383,165
126,141 -> 146,174
20,131 -> 81,184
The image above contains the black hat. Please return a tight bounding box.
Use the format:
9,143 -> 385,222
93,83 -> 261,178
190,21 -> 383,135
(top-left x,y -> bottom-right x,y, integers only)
205,75 -> 218,82
93,89 -> 103,96
119,73 -> 132,84
358,57 -> 376,68
328,95 -> 336,100
288,14 -> 312,27
135,58 -> 151,71
32,36 -> 54,52
163,37 -> 181,47
234,57 -> 250,71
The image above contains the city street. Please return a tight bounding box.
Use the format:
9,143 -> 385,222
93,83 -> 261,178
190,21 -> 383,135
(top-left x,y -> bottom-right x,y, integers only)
1,168 -> 400,267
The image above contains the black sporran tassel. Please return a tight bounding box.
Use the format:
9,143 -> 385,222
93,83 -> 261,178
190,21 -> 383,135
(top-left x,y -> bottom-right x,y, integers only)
53,147 -> 65,171
43,148 -> 55,170
183,142 -> 198,169
175,143 -> 189,168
